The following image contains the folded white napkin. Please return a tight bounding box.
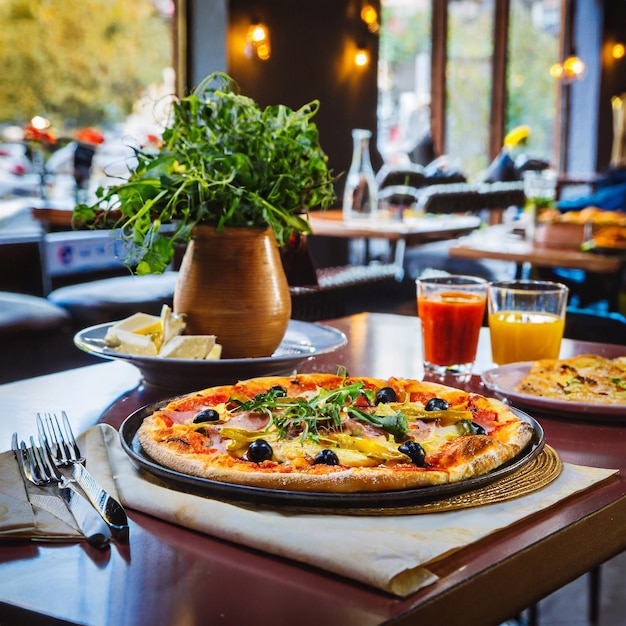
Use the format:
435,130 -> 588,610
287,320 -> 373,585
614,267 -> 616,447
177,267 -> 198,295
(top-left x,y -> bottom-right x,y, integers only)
74,424 -> 616,597
0,450 -> 83,541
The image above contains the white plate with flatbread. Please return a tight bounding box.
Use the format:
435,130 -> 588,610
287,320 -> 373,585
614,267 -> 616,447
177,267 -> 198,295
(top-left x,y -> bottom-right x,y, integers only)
482,362 -> 626,422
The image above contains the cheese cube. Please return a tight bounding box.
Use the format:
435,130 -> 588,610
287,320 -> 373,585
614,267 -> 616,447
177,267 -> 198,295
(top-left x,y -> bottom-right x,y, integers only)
105,312 -> 162,345
159,335 -> 216,359
110,330 -> 159,357
205,343 -> 222,360
160,305 -> 186,345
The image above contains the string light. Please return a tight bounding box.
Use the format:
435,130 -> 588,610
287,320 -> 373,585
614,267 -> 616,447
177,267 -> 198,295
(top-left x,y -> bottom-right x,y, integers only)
245,22 -> 271,61
355,45 -> 369,67
612,43 -> 625,60
549,54 -> 586,83
360,4 -> 379,33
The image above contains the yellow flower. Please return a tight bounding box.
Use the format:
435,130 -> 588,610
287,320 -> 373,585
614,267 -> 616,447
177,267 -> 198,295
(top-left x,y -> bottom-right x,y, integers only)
504,125 -> 531,148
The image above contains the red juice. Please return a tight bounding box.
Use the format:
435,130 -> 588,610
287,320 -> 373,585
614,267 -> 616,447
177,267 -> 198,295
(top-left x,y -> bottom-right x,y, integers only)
417,291 -> 486,366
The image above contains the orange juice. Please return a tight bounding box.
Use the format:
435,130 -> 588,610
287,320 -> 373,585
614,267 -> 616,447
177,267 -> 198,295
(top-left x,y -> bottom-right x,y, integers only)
488,311 -> 564,365
418,292 -> 486,367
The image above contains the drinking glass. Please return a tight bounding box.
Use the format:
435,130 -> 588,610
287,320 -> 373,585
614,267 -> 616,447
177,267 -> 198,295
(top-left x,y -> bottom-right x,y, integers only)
416,275 -> 488,375
488,280 -> 569,365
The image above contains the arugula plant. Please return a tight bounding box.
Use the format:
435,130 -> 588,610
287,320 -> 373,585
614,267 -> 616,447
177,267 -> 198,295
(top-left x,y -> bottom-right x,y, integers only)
74,72 -> 337,274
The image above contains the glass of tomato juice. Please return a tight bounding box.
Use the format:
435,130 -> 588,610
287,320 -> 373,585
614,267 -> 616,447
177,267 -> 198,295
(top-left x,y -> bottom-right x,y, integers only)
416,275 -> 488,375
487,280 -> 569,365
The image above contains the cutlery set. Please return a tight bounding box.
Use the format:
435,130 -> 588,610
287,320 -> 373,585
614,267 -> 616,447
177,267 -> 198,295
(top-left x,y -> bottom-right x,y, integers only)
12,411 -> 129,548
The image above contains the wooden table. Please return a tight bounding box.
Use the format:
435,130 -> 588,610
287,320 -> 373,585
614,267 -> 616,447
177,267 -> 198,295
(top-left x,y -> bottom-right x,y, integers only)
449,224 -> 625,308
1,313 -> 625,626
308,210 -> 481,269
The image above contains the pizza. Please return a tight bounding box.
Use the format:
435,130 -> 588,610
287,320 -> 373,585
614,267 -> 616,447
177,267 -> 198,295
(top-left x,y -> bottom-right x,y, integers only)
137,373 -> 535,493
516,354 -> 626,405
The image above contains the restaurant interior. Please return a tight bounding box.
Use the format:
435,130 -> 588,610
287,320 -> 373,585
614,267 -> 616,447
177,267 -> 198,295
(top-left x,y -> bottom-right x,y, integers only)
1,1 -> 626,625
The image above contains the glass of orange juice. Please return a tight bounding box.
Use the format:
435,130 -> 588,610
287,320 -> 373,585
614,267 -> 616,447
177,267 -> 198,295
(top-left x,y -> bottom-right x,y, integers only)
416,275 -> 488,375
487,280 -> 569,365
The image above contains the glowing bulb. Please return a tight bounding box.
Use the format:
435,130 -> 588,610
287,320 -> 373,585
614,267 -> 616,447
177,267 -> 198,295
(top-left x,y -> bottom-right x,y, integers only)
549,63 -> 563,78
245,22 -> 271,61
355,49 -> 369,67
563,55 -> 585,78
250,25 -> 267,43
612,43 -> 625,59
256,43 -> 271,61
361,5 -> 377,25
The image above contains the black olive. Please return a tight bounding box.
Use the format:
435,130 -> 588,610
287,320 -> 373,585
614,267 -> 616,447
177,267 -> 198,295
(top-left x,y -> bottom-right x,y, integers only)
193,409 -> 220,423
425,397 -> 449,411
473,422 -> 487,435
376,386 -> 397,404
398,440 -> 426,466
247,439 -> 273,463
313,449 -> 339,466
269,385 -> 287,397
458,420 -> 487,436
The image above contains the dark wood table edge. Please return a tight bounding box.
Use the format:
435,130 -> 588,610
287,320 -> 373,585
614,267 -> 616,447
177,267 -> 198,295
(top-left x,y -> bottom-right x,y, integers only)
389,484 -> 626,625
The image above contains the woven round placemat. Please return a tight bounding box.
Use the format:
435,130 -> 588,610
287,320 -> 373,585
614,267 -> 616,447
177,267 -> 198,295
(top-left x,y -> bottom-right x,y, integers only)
269,445 -> 563,516
334,445 -> 563,515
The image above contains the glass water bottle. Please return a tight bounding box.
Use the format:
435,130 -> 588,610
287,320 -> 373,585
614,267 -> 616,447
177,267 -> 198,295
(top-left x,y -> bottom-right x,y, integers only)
342,129 -> 378,219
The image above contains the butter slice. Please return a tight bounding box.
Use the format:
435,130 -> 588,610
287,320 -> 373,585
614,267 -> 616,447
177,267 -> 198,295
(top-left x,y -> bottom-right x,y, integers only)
159,335 -> 216,359
110,330 -> 159,357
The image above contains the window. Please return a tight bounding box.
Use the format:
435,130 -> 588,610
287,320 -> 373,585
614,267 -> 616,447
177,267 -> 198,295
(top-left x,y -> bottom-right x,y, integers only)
378,0 -> 432,165
445,0 -> 495,178
378,0 -> 563,180
507,0 -> 560,165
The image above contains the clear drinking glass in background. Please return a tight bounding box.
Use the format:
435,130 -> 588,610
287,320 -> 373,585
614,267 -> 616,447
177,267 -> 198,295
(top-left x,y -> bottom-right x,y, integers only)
487,280 -> 569,365
416,275 -> 488,375
522,170 -> 557,241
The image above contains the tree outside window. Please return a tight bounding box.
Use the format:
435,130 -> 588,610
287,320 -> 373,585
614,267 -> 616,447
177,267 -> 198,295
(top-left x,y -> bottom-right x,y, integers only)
0,0 -> 175,201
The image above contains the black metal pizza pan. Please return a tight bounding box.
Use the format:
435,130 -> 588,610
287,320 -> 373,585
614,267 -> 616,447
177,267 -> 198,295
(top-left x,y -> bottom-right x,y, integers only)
119,399 -> 545,510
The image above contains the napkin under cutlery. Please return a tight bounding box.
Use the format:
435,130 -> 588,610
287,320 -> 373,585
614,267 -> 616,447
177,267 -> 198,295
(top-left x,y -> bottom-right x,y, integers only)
0,449 -> 83,541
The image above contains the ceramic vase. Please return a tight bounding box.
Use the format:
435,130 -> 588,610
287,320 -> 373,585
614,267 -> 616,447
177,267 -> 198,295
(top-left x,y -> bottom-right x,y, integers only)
173,225 -> 292,358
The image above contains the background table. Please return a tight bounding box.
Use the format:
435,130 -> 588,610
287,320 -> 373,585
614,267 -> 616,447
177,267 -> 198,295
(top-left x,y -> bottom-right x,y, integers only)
308,210 -> 481,269
449,224 -> 625,311
1,313 -> 625,626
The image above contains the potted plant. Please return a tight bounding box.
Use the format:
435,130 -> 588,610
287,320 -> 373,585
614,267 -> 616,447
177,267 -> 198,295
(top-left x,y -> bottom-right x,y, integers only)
74,72 -> 336,357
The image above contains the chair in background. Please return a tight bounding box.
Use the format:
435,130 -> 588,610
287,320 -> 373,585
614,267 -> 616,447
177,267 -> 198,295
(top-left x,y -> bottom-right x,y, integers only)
0,291 -> 98,383
564,307 -> 626,344
47,272 -> 180,328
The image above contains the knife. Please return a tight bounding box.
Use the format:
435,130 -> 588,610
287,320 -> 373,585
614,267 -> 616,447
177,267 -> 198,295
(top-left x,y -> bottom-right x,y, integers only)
51,475 -> 113,548
67,462 -> 130,542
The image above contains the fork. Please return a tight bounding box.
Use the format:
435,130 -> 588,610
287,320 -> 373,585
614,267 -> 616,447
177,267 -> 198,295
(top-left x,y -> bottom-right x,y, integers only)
11,433 -> 111,548
37,412 -> 130,542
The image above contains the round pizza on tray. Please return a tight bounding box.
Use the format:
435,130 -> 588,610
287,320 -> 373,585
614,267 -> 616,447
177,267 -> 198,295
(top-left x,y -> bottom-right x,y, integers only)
137,373 -> 535,493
